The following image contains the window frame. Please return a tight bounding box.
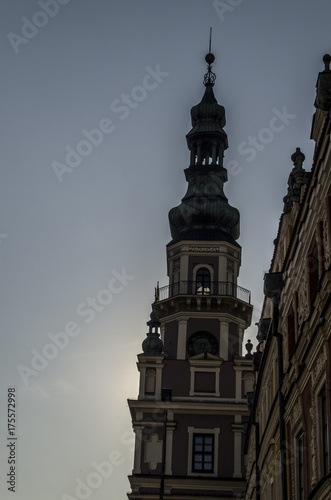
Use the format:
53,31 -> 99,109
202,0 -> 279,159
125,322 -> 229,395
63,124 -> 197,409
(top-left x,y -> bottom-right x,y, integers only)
287,307 -> 296,357
193,264 -> 214,295
187,427 -> 219,477
188,359 -> 222,397
195,267 -> 212,295
192,433 -> 215,473
320,388 -> 329,476
308,242 -> 320,303
296,431 -> 305,500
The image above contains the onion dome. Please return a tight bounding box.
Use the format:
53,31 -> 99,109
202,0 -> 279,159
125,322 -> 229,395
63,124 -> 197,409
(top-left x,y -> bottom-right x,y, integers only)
168,166 -> 240,243
186,84 -> 228,154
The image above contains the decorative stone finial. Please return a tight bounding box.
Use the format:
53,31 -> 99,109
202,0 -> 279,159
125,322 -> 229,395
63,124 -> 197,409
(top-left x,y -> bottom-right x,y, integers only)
283,147 -> 309,212
314,55 -> 331,111
291,147 -> 305,170
245,339 -> 253,359
323,54 -> 331,71
142,306 -> 163,356
147,305 -> 161,333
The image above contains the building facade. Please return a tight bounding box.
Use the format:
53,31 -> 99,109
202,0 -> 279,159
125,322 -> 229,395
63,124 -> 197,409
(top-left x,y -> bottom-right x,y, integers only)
127,53 -> 254,499
245,55 -> 331,500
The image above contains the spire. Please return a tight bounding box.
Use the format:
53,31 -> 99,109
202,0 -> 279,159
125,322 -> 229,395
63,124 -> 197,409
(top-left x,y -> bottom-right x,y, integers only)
203,28 -> 216,86
186,41 -> 227,168
168,43 -> 240,245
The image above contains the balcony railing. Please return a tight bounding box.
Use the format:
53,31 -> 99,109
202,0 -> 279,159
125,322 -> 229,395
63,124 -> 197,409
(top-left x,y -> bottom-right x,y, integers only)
155,281 -> 251,304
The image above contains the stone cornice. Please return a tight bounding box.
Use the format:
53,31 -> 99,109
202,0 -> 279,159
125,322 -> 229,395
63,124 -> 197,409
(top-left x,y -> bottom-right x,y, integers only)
128,398 -> 250,416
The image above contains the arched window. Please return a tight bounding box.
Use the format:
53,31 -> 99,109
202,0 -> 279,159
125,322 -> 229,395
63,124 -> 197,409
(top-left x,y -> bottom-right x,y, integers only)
196,268 -> 211,295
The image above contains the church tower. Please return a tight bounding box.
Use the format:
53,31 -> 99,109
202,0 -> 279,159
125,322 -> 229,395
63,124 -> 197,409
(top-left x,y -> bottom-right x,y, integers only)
128,48 -> 254,499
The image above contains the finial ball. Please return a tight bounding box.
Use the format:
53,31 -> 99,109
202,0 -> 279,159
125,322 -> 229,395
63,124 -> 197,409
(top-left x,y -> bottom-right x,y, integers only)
205,52 -> 215,65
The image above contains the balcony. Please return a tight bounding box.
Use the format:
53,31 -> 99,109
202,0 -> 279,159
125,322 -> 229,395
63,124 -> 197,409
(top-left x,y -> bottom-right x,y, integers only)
155,281 -> 251,304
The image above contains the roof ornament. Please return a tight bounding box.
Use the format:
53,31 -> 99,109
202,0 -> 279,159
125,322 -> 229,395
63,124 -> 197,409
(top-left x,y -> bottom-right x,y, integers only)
245,339 -> 253,359
323,53 -> 331,71
291,147 -> 305,170
147,305 -> 161,334
142,305 -> 163,356
203,27 -> 216,86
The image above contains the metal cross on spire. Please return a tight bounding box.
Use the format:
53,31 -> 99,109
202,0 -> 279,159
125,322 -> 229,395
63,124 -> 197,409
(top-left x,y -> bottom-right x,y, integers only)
203,27 -> 216,86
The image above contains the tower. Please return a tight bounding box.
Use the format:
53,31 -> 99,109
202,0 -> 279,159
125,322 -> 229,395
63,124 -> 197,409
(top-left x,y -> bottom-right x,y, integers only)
128,48 -> 253,499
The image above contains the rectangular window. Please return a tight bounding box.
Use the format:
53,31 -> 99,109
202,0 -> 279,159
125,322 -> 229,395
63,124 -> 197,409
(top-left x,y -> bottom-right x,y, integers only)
319,221 -> 325,273
308,244 -> 319,302
321,390 -> 329,475
328,195 -> 331,244
192,434 -> 214,473
297,432 -> 305,500
287,309 -> 295,356
295,292 -> 299,336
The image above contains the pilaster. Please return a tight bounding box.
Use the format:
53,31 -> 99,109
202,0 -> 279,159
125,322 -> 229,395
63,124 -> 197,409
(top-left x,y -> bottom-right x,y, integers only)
177,317 -> 189,359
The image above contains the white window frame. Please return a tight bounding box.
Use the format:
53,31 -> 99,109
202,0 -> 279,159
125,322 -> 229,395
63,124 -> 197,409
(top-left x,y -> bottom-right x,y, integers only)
188,360 -> 222,397
187,427 -> 220,477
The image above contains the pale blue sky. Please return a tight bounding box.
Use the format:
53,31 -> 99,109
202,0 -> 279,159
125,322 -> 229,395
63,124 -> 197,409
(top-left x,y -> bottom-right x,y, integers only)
0,1 -> 330,498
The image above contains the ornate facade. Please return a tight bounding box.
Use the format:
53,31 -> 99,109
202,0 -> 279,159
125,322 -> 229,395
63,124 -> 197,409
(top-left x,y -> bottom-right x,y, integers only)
127,52 -> 254,499
245,55 -> 331,500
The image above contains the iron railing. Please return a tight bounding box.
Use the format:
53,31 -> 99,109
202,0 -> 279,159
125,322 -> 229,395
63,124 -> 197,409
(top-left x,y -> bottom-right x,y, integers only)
155,281 -> 251,304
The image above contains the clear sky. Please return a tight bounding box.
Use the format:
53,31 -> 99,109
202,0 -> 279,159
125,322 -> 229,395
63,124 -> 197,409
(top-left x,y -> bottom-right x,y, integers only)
0,1 -> 330,498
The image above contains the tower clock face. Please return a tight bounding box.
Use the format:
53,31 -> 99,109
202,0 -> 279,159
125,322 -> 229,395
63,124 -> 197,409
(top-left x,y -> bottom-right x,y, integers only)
187,331 -> 219,357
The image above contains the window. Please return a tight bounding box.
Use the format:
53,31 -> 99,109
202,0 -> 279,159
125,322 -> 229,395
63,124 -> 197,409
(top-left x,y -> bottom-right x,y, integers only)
287,308 -> 295,356
192,434 -> 214,472
308,244 -> 319,302
319,221 -> 325,273
196,268 -> 211,295
187,427 -> 219,476
321,390 -> 329,475
295,292 -> 299,333
297,432 -> 305,500
327,195 -> 331,244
